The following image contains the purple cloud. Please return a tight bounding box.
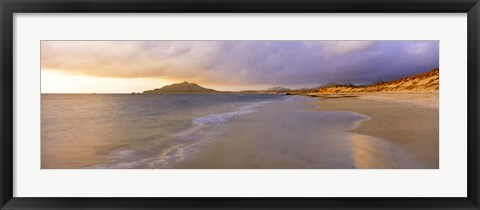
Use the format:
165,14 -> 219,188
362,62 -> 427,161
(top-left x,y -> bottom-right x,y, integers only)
41,40 -> 439,86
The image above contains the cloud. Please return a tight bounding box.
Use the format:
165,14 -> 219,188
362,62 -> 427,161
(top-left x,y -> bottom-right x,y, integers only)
321,41 -> 377,56
405,41 -> 437,55
41,40 -> 439,86
41,41 -> 221,79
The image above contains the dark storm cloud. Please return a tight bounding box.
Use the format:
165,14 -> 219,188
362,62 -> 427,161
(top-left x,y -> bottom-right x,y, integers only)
41,40 -> 439,86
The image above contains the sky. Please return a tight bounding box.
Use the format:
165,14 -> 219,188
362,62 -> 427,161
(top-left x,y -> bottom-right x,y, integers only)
41,40 -> 439,93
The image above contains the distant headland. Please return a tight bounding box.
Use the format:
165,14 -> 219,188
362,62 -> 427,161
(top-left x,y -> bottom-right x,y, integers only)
139,68 -> 439,95
143,81 -> 220,94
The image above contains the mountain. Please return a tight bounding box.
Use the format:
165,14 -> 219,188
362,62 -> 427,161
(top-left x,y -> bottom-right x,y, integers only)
238,87 -> 292,95
143,82 -> 218,94
309,68 -> 439,94
314,82 -> 354,89
141,68 -> 439,95
267,87 -> 291,92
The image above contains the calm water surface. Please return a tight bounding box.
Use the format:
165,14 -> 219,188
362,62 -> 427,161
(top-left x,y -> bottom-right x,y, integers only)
41,94 -> 286,168
41,94 -> 419,169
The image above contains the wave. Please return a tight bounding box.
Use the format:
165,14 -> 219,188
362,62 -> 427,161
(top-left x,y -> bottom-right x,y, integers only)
90,99 -> 281,169
174,100 -> 274,139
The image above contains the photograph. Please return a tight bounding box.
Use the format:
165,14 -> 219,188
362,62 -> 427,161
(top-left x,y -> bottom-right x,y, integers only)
40,40 -> 439,169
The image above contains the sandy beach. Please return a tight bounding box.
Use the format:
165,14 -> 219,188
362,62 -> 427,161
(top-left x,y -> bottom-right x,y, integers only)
311,93 -> 439,168
42,93 -> 438,169
174,95 -> 425,169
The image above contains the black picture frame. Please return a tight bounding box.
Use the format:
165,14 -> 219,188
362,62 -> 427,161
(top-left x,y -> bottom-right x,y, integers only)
1,0 -> 479,209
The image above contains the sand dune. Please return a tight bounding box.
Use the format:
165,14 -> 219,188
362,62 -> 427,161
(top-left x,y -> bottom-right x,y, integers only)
308,68 -> 439,95
302,69 -> 440,168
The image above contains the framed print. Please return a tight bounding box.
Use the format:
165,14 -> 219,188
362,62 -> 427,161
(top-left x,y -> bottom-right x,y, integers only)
1,0 -> 479,209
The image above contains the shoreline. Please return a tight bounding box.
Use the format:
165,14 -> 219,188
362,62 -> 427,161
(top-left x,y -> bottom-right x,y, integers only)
311,93 -> 439,168
42,93 -> 438,169
174,95 -> 424,169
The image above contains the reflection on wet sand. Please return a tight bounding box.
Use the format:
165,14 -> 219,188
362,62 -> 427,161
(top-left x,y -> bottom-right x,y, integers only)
350,133 -> 420,169
174,96 -> 422,169
42,94 -> 425,169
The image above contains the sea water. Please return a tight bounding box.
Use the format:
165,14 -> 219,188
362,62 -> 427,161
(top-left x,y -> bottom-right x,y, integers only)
41,94 -> 420,169
41,94 -> 286,168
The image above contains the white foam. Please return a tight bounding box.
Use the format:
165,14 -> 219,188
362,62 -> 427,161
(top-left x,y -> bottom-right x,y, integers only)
175,100 -> 275,138
91,99 -> 283,169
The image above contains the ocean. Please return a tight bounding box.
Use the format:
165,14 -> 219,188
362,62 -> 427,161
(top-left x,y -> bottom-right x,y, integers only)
41,94 -> 420,169
41,94 -> 287,168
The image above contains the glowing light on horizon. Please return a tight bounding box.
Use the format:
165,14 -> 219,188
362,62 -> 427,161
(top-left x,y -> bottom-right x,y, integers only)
41,69 -> 291,93
41,70 -> 174,94
41,41 -> 440,92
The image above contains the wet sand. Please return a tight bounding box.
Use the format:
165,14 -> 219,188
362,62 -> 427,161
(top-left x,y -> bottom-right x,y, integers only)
43,94 -> 437,169
311,93 -> 439,168
175,96 -> 423,169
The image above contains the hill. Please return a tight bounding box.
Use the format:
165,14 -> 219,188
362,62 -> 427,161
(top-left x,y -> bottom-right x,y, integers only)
143,82 -> 218,94
267,87 -> 291,92
308,68 -> 439,94
239,87 -> 291,95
